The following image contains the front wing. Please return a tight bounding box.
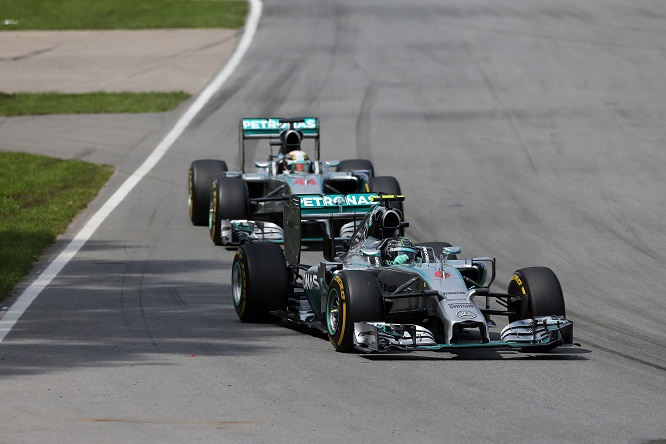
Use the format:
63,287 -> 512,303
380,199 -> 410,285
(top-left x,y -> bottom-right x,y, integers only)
354,316 -> 574,353
219,220 -> 284,245
218,218 -> 360,246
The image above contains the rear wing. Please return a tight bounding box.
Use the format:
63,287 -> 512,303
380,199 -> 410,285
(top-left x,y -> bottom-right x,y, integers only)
283,193 -> 380,265
239,117 -> 320,172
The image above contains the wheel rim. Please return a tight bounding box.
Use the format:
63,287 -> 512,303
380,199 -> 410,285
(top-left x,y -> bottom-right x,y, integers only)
209,186 -> 217,231
327,288 -> 341,335
188,169 -> 194,220
232,262 -> 243,307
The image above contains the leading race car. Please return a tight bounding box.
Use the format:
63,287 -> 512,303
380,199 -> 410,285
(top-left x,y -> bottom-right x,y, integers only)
188,116 -> 402,246
231,193 -> 574,353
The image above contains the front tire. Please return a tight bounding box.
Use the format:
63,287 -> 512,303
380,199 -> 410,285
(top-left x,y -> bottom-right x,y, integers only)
507,267 -> 571,350
209,177 -> 249,245
231,242 -> 289,322
326,271 -> 383,352
188,160 -> 227,226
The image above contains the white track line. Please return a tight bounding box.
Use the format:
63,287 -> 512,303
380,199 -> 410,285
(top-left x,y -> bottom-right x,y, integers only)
0,0 -> 263,343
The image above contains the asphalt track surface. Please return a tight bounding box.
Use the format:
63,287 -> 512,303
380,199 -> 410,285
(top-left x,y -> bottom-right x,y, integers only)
1,1 -> 666,443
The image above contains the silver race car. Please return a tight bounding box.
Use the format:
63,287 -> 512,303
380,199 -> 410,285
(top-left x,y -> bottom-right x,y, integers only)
231,194 -> 574,353
188,117 -> 401,245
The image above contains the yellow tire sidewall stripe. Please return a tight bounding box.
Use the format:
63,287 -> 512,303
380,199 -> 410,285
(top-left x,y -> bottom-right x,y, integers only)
331,275 -> 347,347
511,275 -> 527,294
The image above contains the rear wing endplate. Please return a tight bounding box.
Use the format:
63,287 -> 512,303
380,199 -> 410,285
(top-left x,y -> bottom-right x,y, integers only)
283,193 -> 381,265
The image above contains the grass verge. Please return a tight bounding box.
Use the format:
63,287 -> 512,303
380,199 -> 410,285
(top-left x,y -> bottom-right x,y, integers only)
0,0 -> 246,301
0,0 -> 245,115
0,91 -> 191,117
0,151 -> 114,300
0,0 -> 248,30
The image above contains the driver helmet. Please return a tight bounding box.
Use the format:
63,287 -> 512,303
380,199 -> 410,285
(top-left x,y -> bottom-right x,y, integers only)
384,237 -> 417,265
284,150 -> 311,174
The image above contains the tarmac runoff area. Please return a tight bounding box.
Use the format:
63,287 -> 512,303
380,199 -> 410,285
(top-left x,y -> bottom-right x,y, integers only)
0,29 -> 239,94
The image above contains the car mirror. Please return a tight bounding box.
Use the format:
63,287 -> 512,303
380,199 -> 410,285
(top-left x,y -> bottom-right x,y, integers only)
443,246 -> 461,256
361,249 -> 381,258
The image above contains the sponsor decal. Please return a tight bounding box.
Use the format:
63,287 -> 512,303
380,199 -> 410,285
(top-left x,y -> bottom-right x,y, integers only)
300,194 -> 378,208
379,282 -> 398,293
294,178 -> 305,185
511,275 -> 527,294
243,118 -> 318,131
448,303 -> 474,309
303,273 -> 320,291
435,270 -> 451,279
457,310 -> 477,319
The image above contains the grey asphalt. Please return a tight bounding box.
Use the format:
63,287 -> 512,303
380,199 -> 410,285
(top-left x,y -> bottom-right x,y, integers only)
1,2 -> 666,443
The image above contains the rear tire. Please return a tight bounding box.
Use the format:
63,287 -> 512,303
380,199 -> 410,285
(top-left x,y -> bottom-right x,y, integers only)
326,271 -> 383,352
231,243 -> 289,322
507,266 -> 571,350
209,177 -> 249,245
188,160 -> 227,226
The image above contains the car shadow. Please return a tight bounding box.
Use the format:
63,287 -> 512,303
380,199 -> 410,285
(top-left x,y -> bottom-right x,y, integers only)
359,345 -> 590,361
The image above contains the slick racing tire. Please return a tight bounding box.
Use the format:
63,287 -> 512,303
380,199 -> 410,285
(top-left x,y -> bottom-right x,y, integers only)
338,159 -> 375,178
209,176 -> 249,245
415,242 -> 457,261
369,175 -> 403,219
326,271 -> 382,352
189,159 -> 228,226
232,242 -> 288,322
507,267 -> 571,350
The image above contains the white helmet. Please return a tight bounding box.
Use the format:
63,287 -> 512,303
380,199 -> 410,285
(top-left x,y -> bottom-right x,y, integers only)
284,150 -> 311,173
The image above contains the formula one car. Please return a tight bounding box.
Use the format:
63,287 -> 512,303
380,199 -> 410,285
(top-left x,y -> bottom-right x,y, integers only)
188,116 -> 401,245
231,194 -> 574,353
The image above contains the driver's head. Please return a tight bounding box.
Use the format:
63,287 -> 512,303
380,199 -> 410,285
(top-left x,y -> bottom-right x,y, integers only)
384,238 -> 417,265
285,150 -> 311,173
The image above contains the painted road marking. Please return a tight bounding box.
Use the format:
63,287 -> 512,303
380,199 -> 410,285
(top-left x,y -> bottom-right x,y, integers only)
0,0 -> 263,343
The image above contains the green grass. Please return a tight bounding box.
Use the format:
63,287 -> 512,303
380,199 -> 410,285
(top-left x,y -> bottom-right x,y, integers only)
0,151 -> 114,299
0,0 -> 245,115
0,1 -> 248,300
0,91 -> 191,117
0,0 -> 248,30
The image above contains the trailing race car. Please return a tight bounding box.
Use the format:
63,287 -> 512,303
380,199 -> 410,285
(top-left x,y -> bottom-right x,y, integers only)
231,194 -> 574,353
187,116 -> 402,245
